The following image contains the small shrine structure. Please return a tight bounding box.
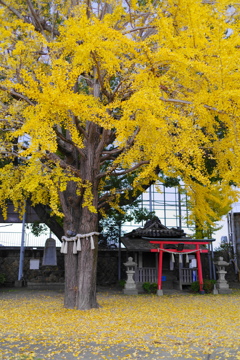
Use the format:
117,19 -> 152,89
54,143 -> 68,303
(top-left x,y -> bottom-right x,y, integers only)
121,217 -> 215,294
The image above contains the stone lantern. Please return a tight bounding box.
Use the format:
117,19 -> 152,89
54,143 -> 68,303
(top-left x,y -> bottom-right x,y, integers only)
123,257 -> 138,295
214,256 -> 232,294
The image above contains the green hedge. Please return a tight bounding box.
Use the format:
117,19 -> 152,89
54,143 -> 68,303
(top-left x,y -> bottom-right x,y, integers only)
142,282 -> 158,294
190,279 -> 216,293
0,273 -> 6,285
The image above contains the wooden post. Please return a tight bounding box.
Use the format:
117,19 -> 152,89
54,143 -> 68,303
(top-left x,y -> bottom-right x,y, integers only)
196,244 -> 204,293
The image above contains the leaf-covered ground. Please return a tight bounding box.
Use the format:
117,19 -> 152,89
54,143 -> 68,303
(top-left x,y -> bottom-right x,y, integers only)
0,289 -> 240,360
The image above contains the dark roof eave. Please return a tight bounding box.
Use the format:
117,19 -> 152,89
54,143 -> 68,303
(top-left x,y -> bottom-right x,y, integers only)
142,237 -> 215,242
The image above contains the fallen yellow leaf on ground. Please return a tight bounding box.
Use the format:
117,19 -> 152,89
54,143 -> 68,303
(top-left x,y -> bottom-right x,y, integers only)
0,290 -> 240,359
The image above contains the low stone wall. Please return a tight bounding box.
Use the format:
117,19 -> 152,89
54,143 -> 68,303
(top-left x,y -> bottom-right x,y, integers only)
0,247 -> 64,286
1,246 -> 234,288
0,247 -> 127,287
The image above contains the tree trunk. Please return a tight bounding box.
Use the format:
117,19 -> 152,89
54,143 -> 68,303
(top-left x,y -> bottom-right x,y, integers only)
64,241 -> 78,309
63,200 -> 99,310
63,122 -> 101,310
76,209 -> 99,310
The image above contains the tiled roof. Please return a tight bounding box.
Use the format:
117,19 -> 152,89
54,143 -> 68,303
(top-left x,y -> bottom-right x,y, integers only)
121,237 -> 159,251
121,217 -> 186,251
126,217 -> 186,238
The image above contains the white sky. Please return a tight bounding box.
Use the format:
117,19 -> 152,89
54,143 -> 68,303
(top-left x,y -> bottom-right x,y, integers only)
0,219 -> 227,248
1,185 -> 238,249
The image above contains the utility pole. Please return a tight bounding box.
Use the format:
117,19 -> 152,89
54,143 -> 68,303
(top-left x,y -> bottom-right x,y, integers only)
118,221 -> 122,281
18,208 -> 26,282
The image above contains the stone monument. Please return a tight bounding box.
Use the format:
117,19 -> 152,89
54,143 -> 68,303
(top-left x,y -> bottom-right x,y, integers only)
214,256 -> 232,294
42,238 -> 57,266
123,257 -> 138,295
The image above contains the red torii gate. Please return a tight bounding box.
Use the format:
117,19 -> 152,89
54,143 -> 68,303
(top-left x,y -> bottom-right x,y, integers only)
145,238 -> 214,295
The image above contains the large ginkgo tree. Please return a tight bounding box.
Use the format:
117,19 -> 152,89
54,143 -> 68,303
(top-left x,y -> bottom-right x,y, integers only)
0,0 -> 239,309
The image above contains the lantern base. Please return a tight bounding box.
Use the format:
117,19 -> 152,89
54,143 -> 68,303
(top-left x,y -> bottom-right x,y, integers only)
123,289 -> 138,295
218,289 -> 232,294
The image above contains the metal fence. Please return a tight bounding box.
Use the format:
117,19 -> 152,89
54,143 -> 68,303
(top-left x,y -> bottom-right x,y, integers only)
0,232 -> 62,247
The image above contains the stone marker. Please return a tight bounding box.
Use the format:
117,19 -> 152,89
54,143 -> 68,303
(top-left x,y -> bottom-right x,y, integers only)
42,238 -> 57,266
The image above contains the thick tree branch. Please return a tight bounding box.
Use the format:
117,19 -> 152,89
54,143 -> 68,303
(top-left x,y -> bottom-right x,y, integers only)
58,191 -> 72,224
31,202 -> 64,240
100,147 -> 122,163
97,127 -> 140,178
44,152 -> 81,177
98,168 -> 159,212
55,128 -> 87,159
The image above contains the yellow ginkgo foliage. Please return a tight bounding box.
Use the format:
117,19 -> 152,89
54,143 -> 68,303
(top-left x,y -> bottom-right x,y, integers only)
0,0 -> 239,309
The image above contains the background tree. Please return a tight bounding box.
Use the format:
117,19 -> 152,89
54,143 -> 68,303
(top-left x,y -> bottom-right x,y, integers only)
99,205 -> 155,247
0,0 -> 239,309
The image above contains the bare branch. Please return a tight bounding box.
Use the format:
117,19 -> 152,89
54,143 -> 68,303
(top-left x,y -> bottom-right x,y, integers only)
97,156 -> 148,179
159,96 -> 225,113
123,26 -> 156,35
101,147 -> 122,155
0,85 -> 35,106
0,150 -> 26,161
0,118 -> 23,125
72,115 -> 88,139
0,0 -> 59,36
111,161 -> 149,176
91,51 -> 111,100
99,2 -> 113,20
112,80 -> 123,98
26,0 -> 44,33
86,0 -> 92,18
95,129 -> 113,159
0,0 -> 25,20
100,147 -> 122,163
142,27 -> 158,40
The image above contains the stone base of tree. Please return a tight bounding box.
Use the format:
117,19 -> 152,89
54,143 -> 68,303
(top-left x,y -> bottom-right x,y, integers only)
27,282 -> 64,290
